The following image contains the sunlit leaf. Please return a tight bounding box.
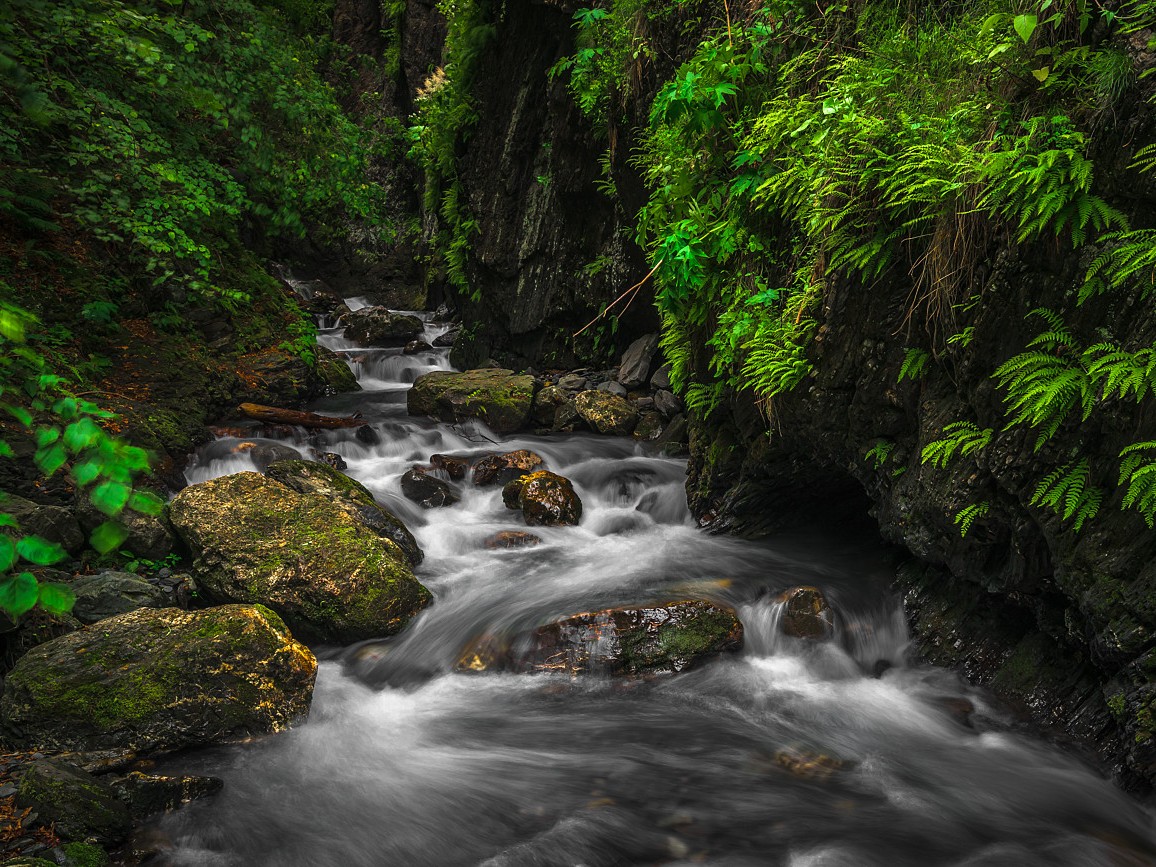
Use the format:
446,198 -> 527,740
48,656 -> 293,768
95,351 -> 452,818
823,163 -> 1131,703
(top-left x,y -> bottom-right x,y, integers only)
16,535 -> 67,565
37,582 -> 75,615
90,520 -> 129,554
0,573 -> 38,617
91,480 -> 131,516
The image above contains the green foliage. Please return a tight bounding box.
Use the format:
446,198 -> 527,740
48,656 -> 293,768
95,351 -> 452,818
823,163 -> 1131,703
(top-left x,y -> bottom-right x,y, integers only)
899,349 -> 930,383
954,501 -> 990,538
921,421 -> 993,470
1029,458 -> 1102,531
865,439 -> 894,471
1119,442 -> 1156,527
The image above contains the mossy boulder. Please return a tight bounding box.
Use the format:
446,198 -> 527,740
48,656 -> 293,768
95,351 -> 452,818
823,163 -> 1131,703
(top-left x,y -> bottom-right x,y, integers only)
314,345 -> 360,395
235,348 -> 313,407
502,471 -> 582,526
169,472 -> 431,642
778,586 -> 835,639
15,758 -> 131,844
459,601 -> 743,676
342,307 -> 424,346
408,369 -> 537,434
0,605 -> 316,755
68,572 -> 169,625
264,459 -> 422,566
58,843 -> 111,867
74,494 -> 175,561
573,390 -> 639,436
472,449 -> 544,487
0,493 -> 84,554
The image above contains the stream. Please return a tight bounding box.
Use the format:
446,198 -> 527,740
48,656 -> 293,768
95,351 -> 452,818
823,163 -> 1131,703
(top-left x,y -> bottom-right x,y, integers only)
158,302 -> 1156,866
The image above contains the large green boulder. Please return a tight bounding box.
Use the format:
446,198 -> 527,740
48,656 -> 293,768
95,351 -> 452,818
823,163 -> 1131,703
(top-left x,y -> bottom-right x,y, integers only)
313,345 -> 360,395
0,605 -> 315,755
573,390 -> 639,435
15,758 -> 131,845
408,369 -> 536,434
264,459 -> 422,566
169,472 -> 431,642
342,307 -> 423,346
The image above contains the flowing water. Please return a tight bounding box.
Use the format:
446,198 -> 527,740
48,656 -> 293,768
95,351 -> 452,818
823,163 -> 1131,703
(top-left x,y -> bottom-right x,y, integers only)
160,304 -> 1156,866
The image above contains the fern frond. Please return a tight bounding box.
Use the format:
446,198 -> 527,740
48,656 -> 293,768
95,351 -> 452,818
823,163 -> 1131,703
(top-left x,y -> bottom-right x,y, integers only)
921,421 -> 993,469
954,501 -> 990,537
1029,459 -> 1102,532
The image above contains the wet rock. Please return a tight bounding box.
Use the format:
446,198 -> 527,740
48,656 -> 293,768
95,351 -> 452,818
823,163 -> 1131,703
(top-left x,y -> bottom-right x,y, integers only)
633,411 -> 664,442
247,442 -> 302,471
779,586 -> 835,640
16,758 -> 131,845
313,345 -> 360,395
532,385 -> 570,427
170,472 -> 430,642
653,389 -> 682,418
355,424 -> 380,445
317,452 -> 348,471
773,748 -> 851,780
483,531 -> 542,549
404,339 -> 433,354
264,459 -> 423,567
650,363 -> 672,391
472,450 -> 545,487
655,414 -> 689,456
68,572 -> 168,625
73,492 -> 175,562
342,307 -> 424,347
58,843 -> 112,867
936,696 -> 976,726
0,605 -> 316,755
460,601 -> 742,676
432,327 -> 459,348
0,607 -> 81,671
408,369 -> 536,434
598,381 -> 627,397
429,454 -> 468,480
573,390 -> 639,436
400,468 -> 460,509
234,348 -> 313,407
618,333 -> 659,389
502,472 -> 582,526
557,373 -> 587,392
0,494 -> 84,554
108,771 -> 223,818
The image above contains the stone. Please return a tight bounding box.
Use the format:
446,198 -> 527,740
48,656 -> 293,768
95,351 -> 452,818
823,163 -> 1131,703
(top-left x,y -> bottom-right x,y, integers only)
68,572 -> 169,625
400,468 -> 460,509
773,748 -> 850,780
778,586 -> 835,640
502,471 -> 582,526
573,390 -> 639,436
655,414 -> 689,456
58,843 -> 111,867
598,381 -> 627,397
341,307 -> 424,346
355,424 -> 380,445
483,531 -> 542,549
404,339 -> 433,354
407,369 -> 536,434
108,771 -> 223,818
429,454 -> 468,480
472,450 -> 545,487
459,601 -> 742,676
432,328 -> 459,348
317,452 -> 348,471
1,494 -> 84,554
633,411 -> 664,442
169,473 -> 430,643
313,346 -> 360,395
0,605 -> 316,755
73,494 -> 175,562
16,759 -> 131,845
653,389 -> 682,418
618,333 -> 659,389
557,373 -> 587,392
531,386 -> 569,427
247,442 -> 303,471
234,349 -> 313,407
263,459 -> 423,567
650,363 -> 672,391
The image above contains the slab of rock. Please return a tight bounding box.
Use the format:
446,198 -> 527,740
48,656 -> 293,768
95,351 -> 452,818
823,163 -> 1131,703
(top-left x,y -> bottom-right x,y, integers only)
408,369 -> 536,434
16,758 -> 131,844
778,586 -> 835,639
429,454 -> 468,480
650,363 -> 672,391
473,450 -> 544,487
598,381 -> 627,397
264,459 -> 423,567
314,345 -> 360,395
69,572 -> 169,624
342,307 -> 424,346
1,494 -> 84,554
404,339 -> 433,354
655,414 -> 689,456
556,373 -> 587,392
432,327 -> 459,348
234,348 -> 313,407
108,771 -> 223,818
400,468 -> 459,509
502,472 -> 582,526
618,334 -> 659,389
483,531 -> 542,549
633,411 -> 664,442
0,605 -> 316,755
459,601 -> 742,676
532,385 -> 570,427
170,472 -> 431,642
573,390 -> 639,436
653,389 -> 682,418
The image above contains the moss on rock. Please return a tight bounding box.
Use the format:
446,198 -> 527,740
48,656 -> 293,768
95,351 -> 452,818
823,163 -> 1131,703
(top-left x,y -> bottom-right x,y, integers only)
169,472 -> 431,642
15,759 -> 130,845
408,369 -> 537,434
0,605 -> 316,755
502,471 -> 582,526
573,390 -> 638,436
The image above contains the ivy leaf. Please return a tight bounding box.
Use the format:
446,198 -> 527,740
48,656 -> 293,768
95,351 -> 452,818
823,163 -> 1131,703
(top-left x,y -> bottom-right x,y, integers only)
1013,14 -> 1038,43
0,513 -> 17,528
72,459 -> 102,487
34,442 -> 68,476
6,406 -> 33,428
1032,67 -> 1050,82
0,535 -> 16,571
0,573 -> 38,617
91,481 -> 131,516
37,582 -> 75,615
128,490 -> 165,516
16,535 -> 67,565
90,520 -> 129,554
63,417 -> 101,453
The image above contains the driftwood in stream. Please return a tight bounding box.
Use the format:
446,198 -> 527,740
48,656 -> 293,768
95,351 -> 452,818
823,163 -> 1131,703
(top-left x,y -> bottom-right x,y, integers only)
238,403 -> 363,429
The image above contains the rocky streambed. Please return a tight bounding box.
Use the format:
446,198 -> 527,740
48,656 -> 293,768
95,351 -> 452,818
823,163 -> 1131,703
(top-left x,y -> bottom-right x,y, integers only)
2,301 -> 1155,865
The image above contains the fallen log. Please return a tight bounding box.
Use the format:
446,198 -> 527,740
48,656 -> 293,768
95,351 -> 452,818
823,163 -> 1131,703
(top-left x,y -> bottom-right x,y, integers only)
238,403 -> 364,429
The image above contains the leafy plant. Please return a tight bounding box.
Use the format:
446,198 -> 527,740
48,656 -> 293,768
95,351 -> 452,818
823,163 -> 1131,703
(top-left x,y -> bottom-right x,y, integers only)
954,501 -> 990,537
1029,458 -> 1102,531
921,421 -> 993,469
899,349 -> 930,382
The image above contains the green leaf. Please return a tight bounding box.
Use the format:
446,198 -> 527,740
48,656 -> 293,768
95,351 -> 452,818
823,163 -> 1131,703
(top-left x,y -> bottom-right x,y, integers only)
63,417 -> 101,453
90,520 -> 129,554
16,535 -> 67,565
35,427 -> 60,448
37,582 -> 75,615
1014,14 -> 1038,43
128,490 -> 165,516
72,460 -> 101,487
0,573 -> 38,617
0,535 -> 16,571
0,513 -> 17,528
1032,67 -> 1050,82
34,442 -> 68,476
6,406 -> 33,428
91,481 -> 131,516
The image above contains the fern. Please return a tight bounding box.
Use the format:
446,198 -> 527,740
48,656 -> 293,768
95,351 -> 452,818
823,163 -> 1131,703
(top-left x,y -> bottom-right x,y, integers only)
921,421 -> 993,469
865,439 -> 894,470
1119,442 -> 1156,527
954,501 -> 990,538
1080,230 -> 1156,304
1029,459 -> 1102,532
898,348 -> 930,382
